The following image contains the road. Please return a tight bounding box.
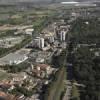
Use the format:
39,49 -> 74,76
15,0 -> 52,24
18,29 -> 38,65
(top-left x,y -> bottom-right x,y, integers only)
0,25 -> 33,31
47,67 -> 66,100
63,23 -> 75,100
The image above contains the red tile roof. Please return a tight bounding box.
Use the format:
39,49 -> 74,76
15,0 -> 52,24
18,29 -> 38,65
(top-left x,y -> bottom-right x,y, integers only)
36,64 -> 50,70
0,91 -> 17,100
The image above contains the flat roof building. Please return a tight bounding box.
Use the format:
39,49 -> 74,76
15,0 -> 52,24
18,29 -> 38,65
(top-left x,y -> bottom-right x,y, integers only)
0,53 -> 28,65
25,28 -> 34,35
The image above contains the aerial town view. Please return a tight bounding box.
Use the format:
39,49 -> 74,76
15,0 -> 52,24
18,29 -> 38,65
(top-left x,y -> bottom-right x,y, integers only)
0,0 -> 100,100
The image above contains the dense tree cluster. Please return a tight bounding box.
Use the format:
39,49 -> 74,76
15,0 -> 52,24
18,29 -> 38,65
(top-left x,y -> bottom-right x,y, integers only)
70,18 -> 100,44
69,18 -> 100,100
52,49 -> 66,67
73,46 -> 100,100
9,85 -> 34,97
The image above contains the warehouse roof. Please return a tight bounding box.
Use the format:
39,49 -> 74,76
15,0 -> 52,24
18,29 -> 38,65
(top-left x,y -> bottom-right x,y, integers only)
0,52 -> 28,65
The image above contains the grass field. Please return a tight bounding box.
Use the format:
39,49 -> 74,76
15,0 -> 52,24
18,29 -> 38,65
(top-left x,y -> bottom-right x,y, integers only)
0,70 -> 12,81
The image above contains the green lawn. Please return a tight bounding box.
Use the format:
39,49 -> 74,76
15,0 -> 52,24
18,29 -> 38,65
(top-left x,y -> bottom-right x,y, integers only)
45,67 -> 67,100
0,70 -> 12,81
71,84 -> 80,100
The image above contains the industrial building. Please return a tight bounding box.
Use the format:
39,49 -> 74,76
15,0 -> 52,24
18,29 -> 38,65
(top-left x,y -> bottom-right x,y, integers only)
0,49 -> 29,65
0,36 -> 24,48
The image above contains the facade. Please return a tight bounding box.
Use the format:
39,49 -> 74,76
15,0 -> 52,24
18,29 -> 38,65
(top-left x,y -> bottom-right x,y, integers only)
0,53 -> 28,65
34,37 -> 40,48
39,38 -> 44,49
60,31 -> 66,41
33,37 -> 44,49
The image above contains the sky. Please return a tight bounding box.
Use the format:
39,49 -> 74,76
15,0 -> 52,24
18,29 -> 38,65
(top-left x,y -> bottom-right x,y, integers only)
0,0 -> 99,4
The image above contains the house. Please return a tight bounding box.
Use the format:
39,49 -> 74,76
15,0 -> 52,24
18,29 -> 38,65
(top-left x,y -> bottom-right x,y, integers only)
0,91 -> 17,100
13,72 -> 28,84
32,64 -> 51,78
0,80 -> 15,91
